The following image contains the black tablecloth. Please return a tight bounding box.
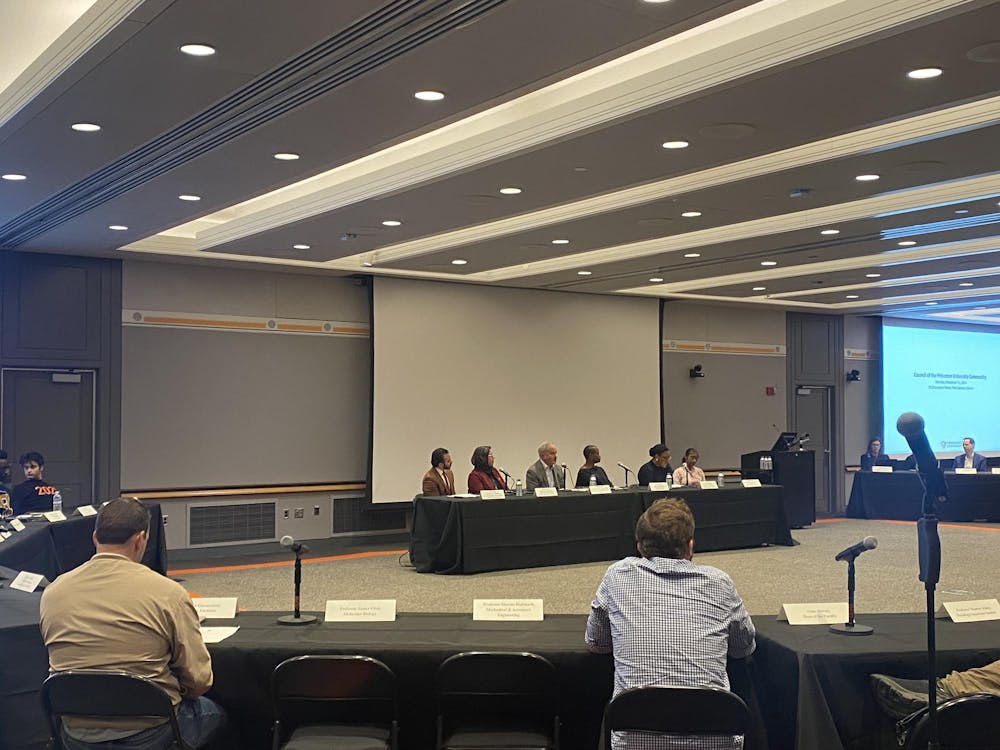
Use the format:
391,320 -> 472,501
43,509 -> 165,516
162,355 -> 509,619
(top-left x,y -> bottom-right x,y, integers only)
754,614 -> 1000,750
0,581 -> 49,750
0,503 -> 167,579
411,486 -> 794,574
847,472 -> 1000,521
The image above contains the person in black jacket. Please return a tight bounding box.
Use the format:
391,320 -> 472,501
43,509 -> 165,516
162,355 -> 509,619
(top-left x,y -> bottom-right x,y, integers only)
637,444 -> 673,486
860,437 -> 891,471
576,445 -> 612,487
11,451 -> 58,515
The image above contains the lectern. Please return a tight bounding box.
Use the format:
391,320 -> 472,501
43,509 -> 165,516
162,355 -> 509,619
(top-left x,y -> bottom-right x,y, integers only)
741,449 -> 816,527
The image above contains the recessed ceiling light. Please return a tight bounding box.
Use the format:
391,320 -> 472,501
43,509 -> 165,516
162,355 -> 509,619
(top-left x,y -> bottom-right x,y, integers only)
381,220 -> 402,227
649,277 -> 664,283
959,282 -> 974,287
451,259 -> 467,265
577,270 -> 592,276
499,187 -> 522,195
108,225 -> 128,231
845,295 -> 860,299
71,123 -> 101,132
752,286 -> 766,291
414,90 -> 445,101
907,67 -> 943,79
273,152 -> 299,161
293,244 -> 310,250
865,273 -> 881,278
760,261 -> 778,266
898,240 -> 917,246
954,209 -> 969,214
855,174 -> 880,182
180,44 -> 215,57
551,239 -> 570,245
362,261 -> 374,267
681,211 -> 702,218
2,173 -> 26,181
661,140 -> 689,149
820,229 -> 840,235
642,0 -> 673,4
925,301 -> 938,305
178,194 -> 201,201
683,253 -> 701,258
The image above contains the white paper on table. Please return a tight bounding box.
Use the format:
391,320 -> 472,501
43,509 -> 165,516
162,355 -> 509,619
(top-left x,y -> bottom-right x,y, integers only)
9,571 -> 44,593
200,626 -> 240,643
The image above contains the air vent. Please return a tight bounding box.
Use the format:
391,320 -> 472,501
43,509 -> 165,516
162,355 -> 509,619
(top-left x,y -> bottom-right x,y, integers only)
190,502 -> 276,545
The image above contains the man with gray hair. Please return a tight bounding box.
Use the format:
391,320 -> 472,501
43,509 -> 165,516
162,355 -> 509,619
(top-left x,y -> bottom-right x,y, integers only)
525,442 -> 566,491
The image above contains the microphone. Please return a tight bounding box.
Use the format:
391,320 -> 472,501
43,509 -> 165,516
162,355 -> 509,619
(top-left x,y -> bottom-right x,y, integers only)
896,412 -> 948,500
835,536 -> 877,562
497,466 -> 513,481
617,461 -> 633,487
560,463 -> 569,490
280,535 -> 308,555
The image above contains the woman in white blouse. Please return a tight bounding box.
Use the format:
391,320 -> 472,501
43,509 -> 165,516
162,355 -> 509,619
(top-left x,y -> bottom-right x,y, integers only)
672,448 -> 706,487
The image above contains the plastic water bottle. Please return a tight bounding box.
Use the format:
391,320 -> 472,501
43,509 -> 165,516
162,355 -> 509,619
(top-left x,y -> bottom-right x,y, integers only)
665,475 -> 673,489
52,491 -> 62,513
515,479 -> 523,496
589,473 -> 597,488
717,472 -> 725,487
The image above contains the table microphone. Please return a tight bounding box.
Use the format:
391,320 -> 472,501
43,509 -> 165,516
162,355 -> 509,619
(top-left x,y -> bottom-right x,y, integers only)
280,535 -> 308,554
834,536 -> 877,562
560,463 -> 570,490
617,462 -> 633,486
277,535 -> 316,626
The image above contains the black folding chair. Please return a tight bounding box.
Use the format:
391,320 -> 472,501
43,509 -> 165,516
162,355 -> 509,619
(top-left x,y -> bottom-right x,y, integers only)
271,654 -> 398,750
603,685 -> 749,749
436,651 -> 559,749
41,670 -> 190,750
901,692 -> 1000,750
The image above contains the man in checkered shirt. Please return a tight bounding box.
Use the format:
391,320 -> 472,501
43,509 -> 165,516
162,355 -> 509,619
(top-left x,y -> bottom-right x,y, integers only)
586,498 -> 756,749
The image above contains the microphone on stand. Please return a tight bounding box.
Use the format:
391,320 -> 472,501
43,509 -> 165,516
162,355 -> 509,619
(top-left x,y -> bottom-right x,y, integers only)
834,536 -> 877,562
560,463 -> 569,491
617,462 -> 633,487
831,536 -> 877,636
497,466 -> 514,491
277,535 -> 317,626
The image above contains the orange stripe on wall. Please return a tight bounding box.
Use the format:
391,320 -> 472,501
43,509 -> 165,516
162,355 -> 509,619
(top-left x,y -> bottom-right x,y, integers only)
142,316 -> 268,329
330,326 -> 368,335
277,323 -> 323,332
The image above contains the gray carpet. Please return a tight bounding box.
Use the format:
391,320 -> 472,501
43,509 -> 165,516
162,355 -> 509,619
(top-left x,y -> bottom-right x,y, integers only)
172,518 -> 1000,616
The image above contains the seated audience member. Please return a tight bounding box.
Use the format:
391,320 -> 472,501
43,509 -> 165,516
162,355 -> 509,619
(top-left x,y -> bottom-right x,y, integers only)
0,450 -> 12,516
586,498 -> 755,750
672,448 -> 707,487
954,436 -> 988,471
872,660 -> 1000,720
576,445 -> 612,487
11,451 -> 58,515
39,498 -> 226,749
467,445 -> 508,493
422,447 -> 456,496
637,444 -> 673,486
860,437 -> 892,471
525,442 -> 566,491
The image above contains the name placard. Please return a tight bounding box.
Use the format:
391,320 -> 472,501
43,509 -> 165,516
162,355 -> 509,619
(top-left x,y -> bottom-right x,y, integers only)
741,479 -> 762,488
588,484 -> 612,495
936,599 -> 1000,623
699,480 -> 719,490
76,505 -> 98,517
479,489 -> 505,500
534,487 -> 558,497
647,482 -> 671,492
954,467 -> 977,475
43,511 -> 67,522
9,571 -> 44,593
473,599 -> 543,621
0,532 -> 9,541
324,599 -> 397,622
778,603 -> 849,625
992,468 -> 1000,475
872,465 -> 893,473
193,597 -> 238,620
9,519 -> 25,532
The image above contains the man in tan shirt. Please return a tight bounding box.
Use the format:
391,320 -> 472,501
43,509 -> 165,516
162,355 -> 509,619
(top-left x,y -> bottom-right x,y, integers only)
40,497 -> 225,749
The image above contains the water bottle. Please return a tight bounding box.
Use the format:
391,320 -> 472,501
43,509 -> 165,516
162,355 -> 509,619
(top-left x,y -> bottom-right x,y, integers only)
52,491 -> 62,513
717,472 -> 725,487
589,473 -> 597,488
665,475 -> 673,489
515,479 -> 523,496
759,456 -> 765,471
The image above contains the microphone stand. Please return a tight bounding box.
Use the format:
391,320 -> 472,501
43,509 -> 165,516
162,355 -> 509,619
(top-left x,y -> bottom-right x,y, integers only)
830,556 -> 873,635
620,466 -> 632,487
916,473 -> 943,750
278,548 -> 317,625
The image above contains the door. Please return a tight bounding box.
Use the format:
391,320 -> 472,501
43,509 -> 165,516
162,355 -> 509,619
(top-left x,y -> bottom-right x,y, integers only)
794,385 -> 833,514
1,368 -> 96,507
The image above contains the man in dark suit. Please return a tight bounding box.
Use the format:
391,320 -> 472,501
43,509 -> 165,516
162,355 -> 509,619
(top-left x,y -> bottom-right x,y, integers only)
422,447 -> 456,495
525,442 -> 566,491
954,436 -> 988,471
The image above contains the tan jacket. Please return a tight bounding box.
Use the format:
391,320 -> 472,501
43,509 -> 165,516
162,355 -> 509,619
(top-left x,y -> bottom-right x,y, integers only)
422,467 -> 456,496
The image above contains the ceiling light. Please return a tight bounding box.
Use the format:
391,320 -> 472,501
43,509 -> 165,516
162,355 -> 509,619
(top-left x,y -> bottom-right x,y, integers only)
752,286 -> 766,291
681,211 -> 702,218
178,194 -> 201,201
907,67 -> 943,79
2,173 -> 26,181
180,44 -> 215,56
551,239 -> 570,245
362,261 -> 374,267
845,295 -> 860,299
577,270 -> 592,276
820,229 -> 840,235
381,220 -> 402,227
293,244 -> 310,250
643,0 -> 673,4
865,273 -> 881,278
661,140 -> 689,149
898,240 -> 917,246
273,152 -> 299,160
649,277 -> 664,283
959,282 -> 974,287
499,187 -> 522,195
683,253 -> 701,258
414,90 -> 445,101
573,167 -> 588,172
451,259 -> 467,265
108,225 -> 128,231
954,209 -> 969,214
760,261 -> 778,266
71,123 -> 101,132
925,301 -> 938,305
855,174 -> 880,182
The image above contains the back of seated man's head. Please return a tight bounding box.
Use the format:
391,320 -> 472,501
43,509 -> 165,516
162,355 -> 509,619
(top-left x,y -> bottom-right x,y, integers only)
635,498 -> 694,559
95,497 -> 150,545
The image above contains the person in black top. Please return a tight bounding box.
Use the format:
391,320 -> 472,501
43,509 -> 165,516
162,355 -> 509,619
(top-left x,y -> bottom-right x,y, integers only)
637,443 -> 673,486
11,451 -> 58,515
860,437 -> 892,471
0,450 -> 12,517
576,445 -> 612,487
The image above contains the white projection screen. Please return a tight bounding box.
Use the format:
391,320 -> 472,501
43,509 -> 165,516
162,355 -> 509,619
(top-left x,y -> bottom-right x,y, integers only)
371,277 -> 661,503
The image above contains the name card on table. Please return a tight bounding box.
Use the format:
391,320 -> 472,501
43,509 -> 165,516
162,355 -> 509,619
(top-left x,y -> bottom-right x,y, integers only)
193,597 -> 238,620
9,571 -> 44,593
0,532 -> 9,541
778,603 -> 849,625
473,599 -> 543,621
992,468 -> 1000,475
872,465 -> 893,473
647,482 -> 671,492
480,489 -> 506,500
9,519 -> 25,532
936,599 -> 1000,623
534,487 -> 558,497
954,467 -> 977,475
741,479 -> 762,488
698,480 -> 719,490
325,599 -> 397,622
43,510 -> 67,522
76,505 -> 98,517
589,484 -> 612,495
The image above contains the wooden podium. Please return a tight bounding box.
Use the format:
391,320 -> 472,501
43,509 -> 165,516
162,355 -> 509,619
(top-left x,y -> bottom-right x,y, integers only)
741,449 -> 816,527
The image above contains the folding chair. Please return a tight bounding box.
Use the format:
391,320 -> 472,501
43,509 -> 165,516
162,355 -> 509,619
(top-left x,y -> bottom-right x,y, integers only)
902,692 -> 1000,750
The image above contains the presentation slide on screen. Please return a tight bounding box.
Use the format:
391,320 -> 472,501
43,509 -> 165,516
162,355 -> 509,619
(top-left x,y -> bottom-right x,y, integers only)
882,321 -> 1000,455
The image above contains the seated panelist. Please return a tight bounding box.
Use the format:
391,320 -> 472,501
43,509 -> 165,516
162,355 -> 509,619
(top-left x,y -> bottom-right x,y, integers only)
422,447 -> 456,496
637,444 -> 673,486
576,445 -> 612,487
954,436 -> 988,472
526,442 -> 566,491
467,445 -> 508,493
672,448 -> 706,487
860,437 -> 892,471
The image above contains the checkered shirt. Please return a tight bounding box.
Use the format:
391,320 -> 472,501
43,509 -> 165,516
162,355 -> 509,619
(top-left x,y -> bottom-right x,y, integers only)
585,556 -> 756,750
